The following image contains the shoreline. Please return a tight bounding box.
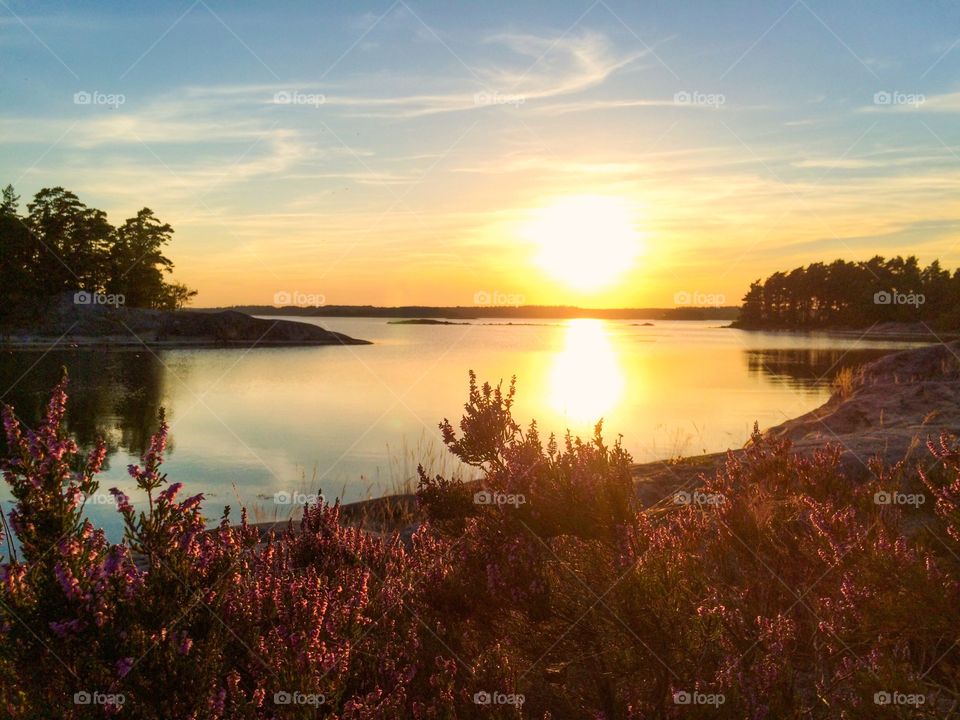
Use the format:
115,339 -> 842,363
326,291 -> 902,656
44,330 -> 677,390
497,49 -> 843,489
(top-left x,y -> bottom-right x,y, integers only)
2,302 -> 371,349
307,339 -> 960,538
728,320 -> 954,342
213,304 -> 742,322
3,325 -> 941,349
0,336 -> 371,350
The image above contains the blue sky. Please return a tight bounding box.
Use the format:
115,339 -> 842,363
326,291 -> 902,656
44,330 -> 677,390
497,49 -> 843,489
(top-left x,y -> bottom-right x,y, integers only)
2,0 -> 959,306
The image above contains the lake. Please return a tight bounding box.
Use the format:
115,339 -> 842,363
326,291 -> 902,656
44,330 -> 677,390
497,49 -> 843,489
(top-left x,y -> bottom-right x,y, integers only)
0,318 -> 928,539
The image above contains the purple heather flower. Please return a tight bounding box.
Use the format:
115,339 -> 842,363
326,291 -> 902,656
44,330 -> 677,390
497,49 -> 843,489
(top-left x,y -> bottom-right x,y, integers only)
116,657 -> 134,678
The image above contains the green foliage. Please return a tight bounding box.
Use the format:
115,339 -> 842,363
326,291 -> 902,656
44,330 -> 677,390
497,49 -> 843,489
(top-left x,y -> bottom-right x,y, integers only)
0,183 -> 195,325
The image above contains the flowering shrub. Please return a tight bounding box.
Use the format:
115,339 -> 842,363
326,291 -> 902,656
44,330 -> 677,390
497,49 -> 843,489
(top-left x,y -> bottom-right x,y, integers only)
1,374 -> 959,718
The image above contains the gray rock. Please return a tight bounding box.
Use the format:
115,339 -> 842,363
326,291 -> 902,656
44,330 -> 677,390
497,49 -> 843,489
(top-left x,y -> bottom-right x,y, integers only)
8,293 -> 370,347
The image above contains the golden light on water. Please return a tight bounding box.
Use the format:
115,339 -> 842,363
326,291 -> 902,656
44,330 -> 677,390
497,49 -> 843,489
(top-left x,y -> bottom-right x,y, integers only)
546,319 -> 625,425
523,195 -> 642,291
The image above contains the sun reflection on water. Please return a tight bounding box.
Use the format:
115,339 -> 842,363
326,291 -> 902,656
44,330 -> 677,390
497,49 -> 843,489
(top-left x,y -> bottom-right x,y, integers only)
546,319 -> 626,427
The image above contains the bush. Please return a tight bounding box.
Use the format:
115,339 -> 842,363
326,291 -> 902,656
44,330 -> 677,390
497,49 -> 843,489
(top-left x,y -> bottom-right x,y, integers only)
1,374 -> 958,718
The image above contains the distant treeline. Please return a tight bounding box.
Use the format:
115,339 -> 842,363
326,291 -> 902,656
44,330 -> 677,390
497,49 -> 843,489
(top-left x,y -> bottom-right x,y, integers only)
735,256 -> 959,329
221,304 -> 742,321
0,184 -> 195,325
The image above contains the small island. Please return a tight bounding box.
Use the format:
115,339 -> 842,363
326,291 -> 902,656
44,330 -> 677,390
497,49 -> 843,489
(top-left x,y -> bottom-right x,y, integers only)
2,296 -> 369,348
387,318 -> 472,325
732,255 -> 960,337
0,185 -> 369,347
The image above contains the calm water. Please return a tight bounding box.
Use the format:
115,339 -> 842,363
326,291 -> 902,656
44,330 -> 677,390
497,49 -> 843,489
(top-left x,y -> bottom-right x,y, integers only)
0,318 -> 927,539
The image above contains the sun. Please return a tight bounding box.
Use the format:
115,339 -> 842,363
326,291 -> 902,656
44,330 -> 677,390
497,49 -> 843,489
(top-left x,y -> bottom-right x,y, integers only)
523,195 -> 642,291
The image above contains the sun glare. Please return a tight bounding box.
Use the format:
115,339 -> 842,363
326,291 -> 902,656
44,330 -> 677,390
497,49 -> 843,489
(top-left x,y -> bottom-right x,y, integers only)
524,195 -> 642,291
547,319 -> 625,424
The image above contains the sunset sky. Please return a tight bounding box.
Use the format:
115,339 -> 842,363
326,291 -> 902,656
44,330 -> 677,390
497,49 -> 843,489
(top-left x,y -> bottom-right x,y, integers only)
2,1 -> 960,307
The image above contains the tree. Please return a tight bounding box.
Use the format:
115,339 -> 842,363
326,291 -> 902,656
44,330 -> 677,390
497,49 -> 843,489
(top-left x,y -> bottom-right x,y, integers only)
157,282 -> 198,311
0,185 -> 38,328
921,260 -> 951,320
1,184 -> 196,319
735,255 -> 960,330
108,208 -> 176,308
1,184 -> 19,215
26,187 -> 113,296
739,280 -> 764,326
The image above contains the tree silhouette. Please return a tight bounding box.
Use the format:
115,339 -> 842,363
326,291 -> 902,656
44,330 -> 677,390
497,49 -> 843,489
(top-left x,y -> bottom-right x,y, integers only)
109,208 -> 175,307
736,255 -> 956,329
0,184 -> 196,325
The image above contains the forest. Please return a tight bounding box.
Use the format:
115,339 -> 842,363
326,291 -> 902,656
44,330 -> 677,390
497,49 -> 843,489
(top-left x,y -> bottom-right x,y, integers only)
0,184 -> 195,326
735,255 -> 957,329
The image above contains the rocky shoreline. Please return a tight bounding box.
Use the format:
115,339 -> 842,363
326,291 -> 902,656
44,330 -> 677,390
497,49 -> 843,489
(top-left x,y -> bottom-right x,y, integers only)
1,297 -> 370,348
728,320 -> 958,342
619,340 -> 960,516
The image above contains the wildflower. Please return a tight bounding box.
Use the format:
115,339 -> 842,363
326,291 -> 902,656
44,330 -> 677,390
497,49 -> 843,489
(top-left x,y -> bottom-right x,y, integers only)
116,657 -> 134,678
109,488 -> 133,514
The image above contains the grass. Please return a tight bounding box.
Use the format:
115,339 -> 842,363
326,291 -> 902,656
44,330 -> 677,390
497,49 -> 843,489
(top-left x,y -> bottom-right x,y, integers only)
832,365 -> 861,399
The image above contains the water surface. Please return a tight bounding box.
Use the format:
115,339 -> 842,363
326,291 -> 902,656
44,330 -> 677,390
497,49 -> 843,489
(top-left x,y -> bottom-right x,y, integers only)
0,318 -> 927,539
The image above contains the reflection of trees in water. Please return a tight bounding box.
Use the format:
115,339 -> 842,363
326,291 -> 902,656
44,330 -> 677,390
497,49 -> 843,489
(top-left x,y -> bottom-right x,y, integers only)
0,350 -> 168,459
745,348 -> 894,388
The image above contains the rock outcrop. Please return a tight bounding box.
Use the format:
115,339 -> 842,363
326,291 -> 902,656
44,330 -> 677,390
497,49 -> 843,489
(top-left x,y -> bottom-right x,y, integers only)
635,341 -> 960,506
4,294 -> 370,347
